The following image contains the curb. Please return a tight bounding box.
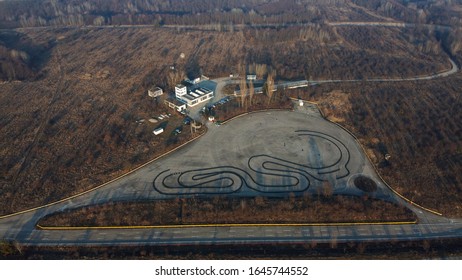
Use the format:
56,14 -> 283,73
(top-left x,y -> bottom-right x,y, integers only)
2,98 -> 443,219
0,128 -> 208,220
36,220 -> 417,230
291,97 -> 442,216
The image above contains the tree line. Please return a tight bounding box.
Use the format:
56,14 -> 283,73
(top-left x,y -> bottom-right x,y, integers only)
1,0 -> 460,28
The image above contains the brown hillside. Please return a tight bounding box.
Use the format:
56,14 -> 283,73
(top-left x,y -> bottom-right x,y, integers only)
0,25 -> 457,215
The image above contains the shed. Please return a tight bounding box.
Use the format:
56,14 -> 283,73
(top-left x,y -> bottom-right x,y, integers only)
148,86 -> 163,98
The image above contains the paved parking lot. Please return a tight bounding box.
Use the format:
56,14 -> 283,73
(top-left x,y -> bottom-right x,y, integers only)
1,107 -> 457,246
148,109 -> 388,198
9,108 -> 393,217
52,108 -> 396,208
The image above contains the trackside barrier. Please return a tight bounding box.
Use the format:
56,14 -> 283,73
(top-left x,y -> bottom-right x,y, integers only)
290,97 -> 442,216
0,128 -> 208,220
36,220 -> 417,230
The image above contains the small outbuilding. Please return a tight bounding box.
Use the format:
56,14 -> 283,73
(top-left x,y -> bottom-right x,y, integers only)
246,74 -> 257,80
148,86 -> 163,98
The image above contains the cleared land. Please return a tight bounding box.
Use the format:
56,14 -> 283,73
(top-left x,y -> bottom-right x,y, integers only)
2,109 -> 412,223
0,23 -> 460,217
289,75 -> 462,217
1,110 -> 461,250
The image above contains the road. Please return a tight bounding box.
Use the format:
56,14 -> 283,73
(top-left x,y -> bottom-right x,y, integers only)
1,108 -> 462,246
309,57 -> 459,83
14,20 -> 453,32
232,57 -> 459,95
2,221 -> 462,246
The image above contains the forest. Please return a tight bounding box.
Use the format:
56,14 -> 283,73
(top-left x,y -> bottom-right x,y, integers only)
0,0 -> 461,28
0,1 -> 461,218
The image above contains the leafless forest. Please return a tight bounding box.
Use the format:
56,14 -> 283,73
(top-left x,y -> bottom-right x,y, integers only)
1,0 -> 462,217
1,0 -> 462,28
291,74 -> 462,217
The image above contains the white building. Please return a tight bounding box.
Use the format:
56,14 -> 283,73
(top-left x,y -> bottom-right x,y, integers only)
246,74 -> 257,80
148,86 -> 163,98
175,84 -> 187,97
174,84 -> 214,107
185,77 -> 202,84
165,97 -> 187,112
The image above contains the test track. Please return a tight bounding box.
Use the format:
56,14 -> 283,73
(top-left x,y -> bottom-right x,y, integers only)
0,23 -> 461,248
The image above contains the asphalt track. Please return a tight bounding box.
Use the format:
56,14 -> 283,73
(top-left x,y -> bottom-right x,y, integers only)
1,106 -> 462,246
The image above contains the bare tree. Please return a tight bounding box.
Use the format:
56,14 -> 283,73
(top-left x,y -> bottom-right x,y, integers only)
248,79 -> 254,106
265,73 -> 274,105
255,64 -> 267,79
239,76 -> 247,108
167,70 -> 185,90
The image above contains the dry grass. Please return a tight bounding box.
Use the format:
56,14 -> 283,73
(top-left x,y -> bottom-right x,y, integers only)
38,195 -> 417,227
290,72 -> 462,217
0,25 -> 455,215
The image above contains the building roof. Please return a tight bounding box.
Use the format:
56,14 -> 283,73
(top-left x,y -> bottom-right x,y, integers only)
181,94 -> 194,101
149,86 -> 162,91
165,97 -> 186,106
195,89 -> 206,95
198,87 -> 212,94
189,92 -> 199,98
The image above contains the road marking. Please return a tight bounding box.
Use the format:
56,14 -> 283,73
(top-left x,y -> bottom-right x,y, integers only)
36,221 -> 417,231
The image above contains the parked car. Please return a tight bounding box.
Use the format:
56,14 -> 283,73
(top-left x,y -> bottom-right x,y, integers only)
173,127 -> 182,135
183,117 -> 192,125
